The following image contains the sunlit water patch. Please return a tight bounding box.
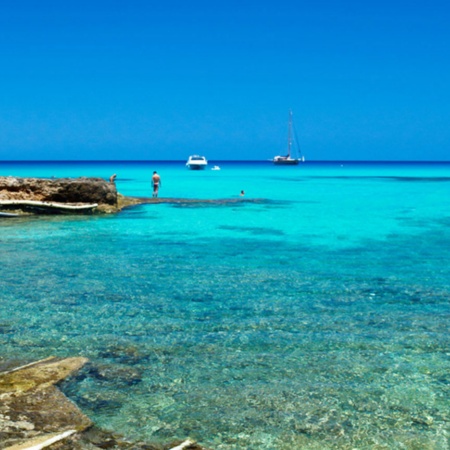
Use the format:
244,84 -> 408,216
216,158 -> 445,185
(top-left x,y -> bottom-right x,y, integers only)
1,161 -> 450,449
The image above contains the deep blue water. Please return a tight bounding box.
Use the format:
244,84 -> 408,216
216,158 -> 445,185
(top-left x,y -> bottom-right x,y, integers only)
1,161 -> 449,449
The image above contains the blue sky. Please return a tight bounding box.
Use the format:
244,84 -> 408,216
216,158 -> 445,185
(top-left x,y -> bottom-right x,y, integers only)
1,0 -> 449,161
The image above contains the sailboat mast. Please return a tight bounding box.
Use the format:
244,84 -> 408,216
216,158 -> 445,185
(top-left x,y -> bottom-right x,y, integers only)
287,110 -> 293,157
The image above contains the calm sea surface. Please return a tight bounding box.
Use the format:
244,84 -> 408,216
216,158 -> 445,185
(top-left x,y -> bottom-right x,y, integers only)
1,161 -> 449,449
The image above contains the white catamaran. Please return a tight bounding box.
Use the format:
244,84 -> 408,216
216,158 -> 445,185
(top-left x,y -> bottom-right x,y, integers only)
272,110 -> 305,166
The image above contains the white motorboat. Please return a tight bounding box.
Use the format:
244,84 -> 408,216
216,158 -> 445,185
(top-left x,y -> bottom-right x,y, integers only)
186,155 -> 208,170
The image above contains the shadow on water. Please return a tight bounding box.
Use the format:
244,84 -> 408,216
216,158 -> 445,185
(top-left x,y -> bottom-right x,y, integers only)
162,198 -> 295,209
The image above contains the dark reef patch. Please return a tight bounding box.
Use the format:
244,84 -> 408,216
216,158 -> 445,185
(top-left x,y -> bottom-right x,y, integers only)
218,225 -> 285,236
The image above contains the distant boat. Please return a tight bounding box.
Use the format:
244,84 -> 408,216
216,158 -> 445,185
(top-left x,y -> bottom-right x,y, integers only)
211,165 -> 221,171
186,155 -> 208,170
272,110 -> 305,166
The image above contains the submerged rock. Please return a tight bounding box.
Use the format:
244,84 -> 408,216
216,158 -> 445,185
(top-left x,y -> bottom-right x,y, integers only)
0,357 -> 208,450
0,356 -> 92,448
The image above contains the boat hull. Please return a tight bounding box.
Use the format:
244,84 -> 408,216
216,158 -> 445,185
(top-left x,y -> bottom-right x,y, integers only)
273,158 -> 300,165
187,164 -> 206,170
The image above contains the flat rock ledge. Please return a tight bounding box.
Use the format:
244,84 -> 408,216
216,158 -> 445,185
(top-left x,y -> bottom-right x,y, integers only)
0,177 -> 254,216
0,357 -> 206,450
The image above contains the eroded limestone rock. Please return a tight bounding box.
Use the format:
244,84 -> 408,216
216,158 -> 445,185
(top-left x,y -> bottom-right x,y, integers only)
0,177 -> 117,205
0,177 -> 118,214
0,357 -> 208,450
0,357 -> 91,449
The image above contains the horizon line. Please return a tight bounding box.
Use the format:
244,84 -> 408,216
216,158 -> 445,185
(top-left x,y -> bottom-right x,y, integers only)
1,159 -> 450,164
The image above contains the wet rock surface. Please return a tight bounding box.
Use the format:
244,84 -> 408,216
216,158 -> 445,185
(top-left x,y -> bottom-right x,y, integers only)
0,357 -> 207,450
0,357 -> 92,448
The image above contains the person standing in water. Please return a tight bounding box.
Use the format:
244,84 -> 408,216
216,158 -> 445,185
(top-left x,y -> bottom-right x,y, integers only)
152,171 -> 161,197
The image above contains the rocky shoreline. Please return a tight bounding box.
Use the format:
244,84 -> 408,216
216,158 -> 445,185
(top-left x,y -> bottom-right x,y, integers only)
0,176 -> 141,215
0,176 -> 255,217
0,357 -> 206,450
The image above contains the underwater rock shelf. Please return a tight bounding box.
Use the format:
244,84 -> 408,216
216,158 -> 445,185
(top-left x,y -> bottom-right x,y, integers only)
0,357 -> 205,450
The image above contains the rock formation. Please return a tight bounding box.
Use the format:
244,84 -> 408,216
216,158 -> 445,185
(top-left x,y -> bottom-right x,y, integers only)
0,357 -> 92,449
0,177 -> 118,205
0,177 -> 118,214
0,357 -> 207,450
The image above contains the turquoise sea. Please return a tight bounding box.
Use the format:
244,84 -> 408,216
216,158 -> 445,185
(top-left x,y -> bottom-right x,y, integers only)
1,160 -> 449,449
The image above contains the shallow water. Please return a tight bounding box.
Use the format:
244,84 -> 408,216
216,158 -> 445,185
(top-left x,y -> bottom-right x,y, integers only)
1,161 -> 449,449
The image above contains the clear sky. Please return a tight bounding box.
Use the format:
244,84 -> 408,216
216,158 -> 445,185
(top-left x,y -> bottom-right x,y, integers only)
1,0 -> 450,161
